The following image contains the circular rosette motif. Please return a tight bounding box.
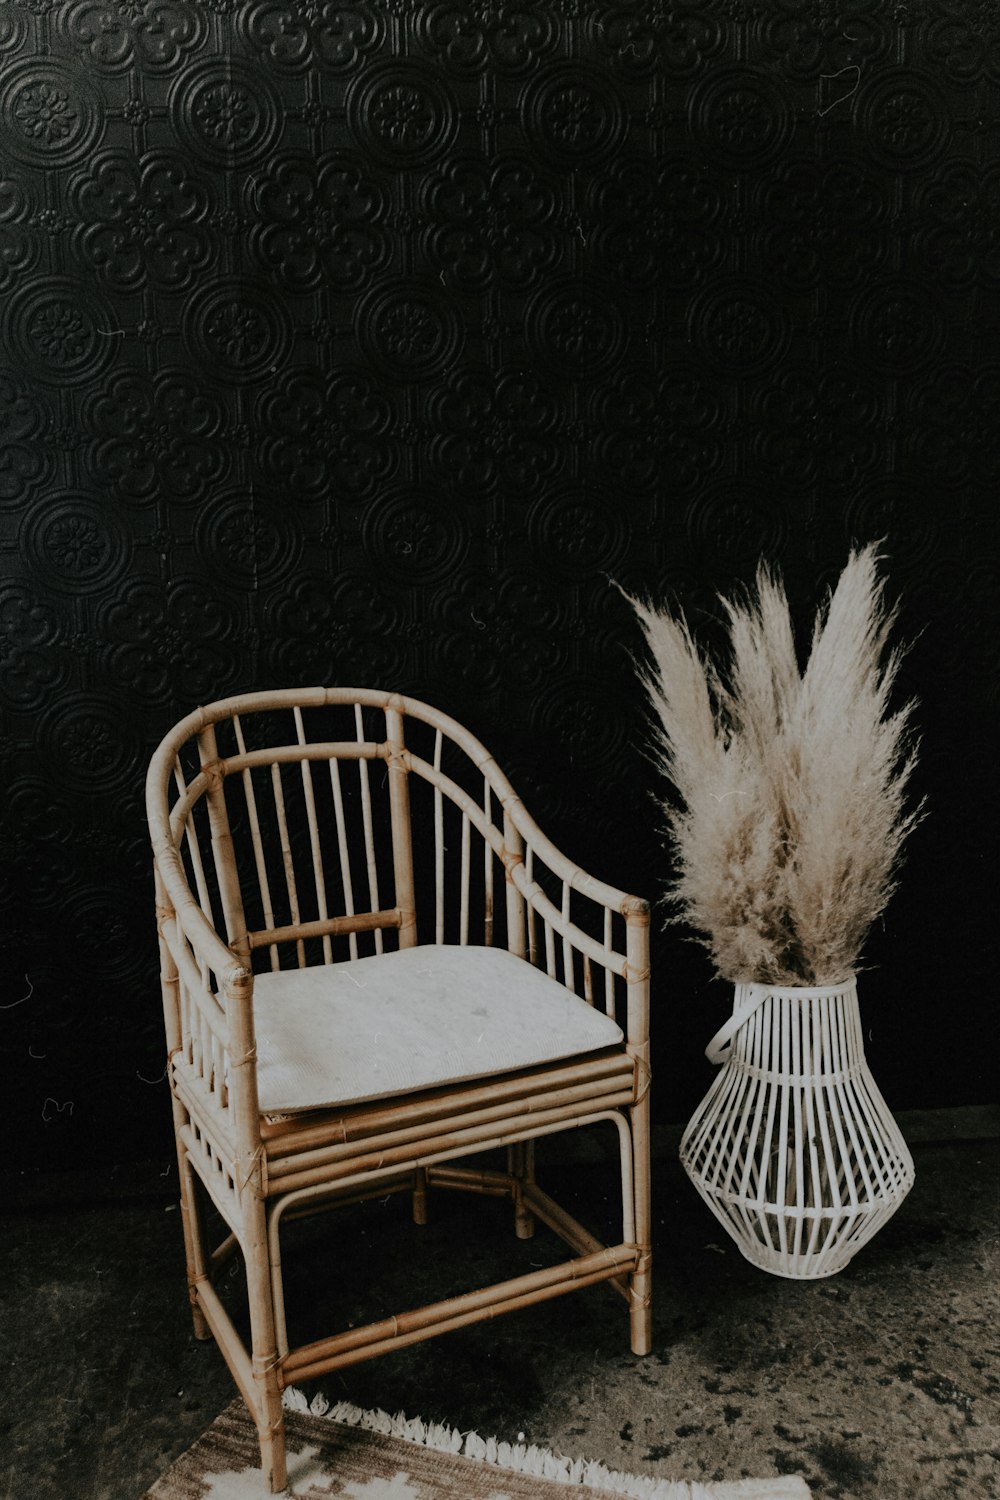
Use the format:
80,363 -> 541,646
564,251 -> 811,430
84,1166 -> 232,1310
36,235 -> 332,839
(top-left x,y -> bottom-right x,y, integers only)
56,0 -> 207,72
0,57 -> 104,170
347,61 -> 458,170
63,890 -> 150,988
590,154 -> 723,290
85,368 -> 227,507
70,151 -> 213,294
427,366 -> 560,492
849,279 -> 945,377
0,373 -> 53,509
5,274 -> 119,388
854,67 -> 949,171
40,691 -> 141,797
685,482 -> 787,572
194,490 -> 303,591
423,153 -> 560,294
357,279 -> 463,383
257,368 -> 395,499
688,67 -> 792,171
238,1 -> 385,73
362,487 -> 470,585
689,283 -> 790,378
530,674 -> 632,778
99,575 -> 242,706
184,277 -> 292,383
21,492 -> 130,598
526,278 -> 627,380
521,62 -> 624,170
249,151 -> 389,292
526,484 -> 628,580
842,482 -> 942,570
169,56 -> 280,168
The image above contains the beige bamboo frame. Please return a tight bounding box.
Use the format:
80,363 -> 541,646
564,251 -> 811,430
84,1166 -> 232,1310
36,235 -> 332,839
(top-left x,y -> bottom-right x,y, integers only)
147,687 -> 651,1494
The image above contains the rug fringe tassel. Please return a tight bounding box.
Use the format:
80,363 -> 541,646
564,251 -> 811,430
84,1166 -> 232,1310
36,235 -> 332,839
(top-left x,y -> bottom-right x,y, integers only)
283,1387 -> 719,1498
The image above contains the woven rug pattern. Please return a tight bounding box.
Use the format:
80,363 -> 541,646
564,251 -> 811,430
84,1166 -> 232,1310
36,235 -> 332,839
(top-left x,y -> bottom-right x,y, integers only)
142,1395 -> 812,1500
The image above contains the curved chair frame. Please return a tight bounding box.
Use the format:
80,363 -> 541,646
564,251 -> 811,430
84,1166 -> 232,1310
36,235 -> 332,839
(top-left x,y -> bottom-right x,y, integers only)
147,687 -> 652,1492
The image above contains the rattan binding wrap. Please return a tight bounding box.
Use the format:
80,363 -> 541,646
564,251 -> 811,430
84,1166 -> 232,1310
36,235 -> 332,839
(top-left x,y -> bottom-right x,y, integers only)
679,978 -> 914,1280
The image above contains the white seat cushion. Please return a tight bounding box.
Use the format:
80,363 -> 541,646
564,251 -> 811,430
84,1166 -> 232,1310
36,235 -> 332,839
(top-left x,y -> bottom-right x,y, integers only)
250,944 -> 624,1116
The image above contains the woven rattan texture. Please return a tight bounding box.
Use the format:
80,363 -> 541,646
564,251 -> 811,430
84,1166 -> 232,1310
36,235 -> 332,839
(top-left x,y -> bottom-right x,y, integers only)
1,2 -> 997,1168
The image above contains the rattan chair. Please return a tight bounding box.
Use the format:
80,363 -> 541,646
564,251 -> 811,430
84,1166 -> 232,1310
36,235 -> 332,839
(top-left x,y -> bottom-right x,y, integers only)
146,688 -> 652,1492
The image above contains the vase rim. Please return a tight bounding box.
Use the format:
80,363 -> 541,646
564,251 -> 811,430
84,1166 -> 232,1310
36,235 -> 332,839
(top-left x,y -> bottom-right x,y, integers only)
732,975 -> 856,998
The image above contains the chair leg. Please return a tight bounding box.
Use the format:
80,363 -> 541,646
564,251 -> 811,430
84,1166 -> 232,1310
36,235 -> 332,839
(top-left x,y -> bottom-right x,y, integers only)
510,1142 -> 536,1240
412,1166 -> 429,1225
628,1097 -> 653,1356
244,1198 -> 288,1493
176,1144 -> 211,1341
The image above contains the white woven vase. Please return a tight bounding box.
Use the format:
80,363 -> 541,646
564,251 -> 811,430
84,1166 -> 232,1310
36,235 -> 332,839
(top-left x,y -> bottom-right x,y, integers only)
679,977 -> 915,1279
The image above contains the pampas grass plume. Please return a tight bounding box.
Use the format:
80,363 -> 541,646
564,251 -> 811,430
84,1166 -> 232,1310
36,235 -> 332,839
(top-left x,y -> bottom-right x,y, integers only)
630,545 -> 923,986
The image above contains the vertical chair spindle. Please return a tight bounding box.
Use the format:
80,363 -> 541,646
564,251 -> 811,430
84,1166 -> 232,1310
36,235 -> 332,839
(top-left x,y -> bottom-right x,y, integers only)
356,704 -> 383,954
294,707 -> 333,965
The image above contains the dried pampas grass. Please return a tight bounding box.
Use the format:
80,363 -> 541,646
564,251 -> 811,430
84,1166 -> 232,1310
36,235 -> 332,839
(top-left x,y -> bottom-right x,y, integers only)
630,544 -> 923,986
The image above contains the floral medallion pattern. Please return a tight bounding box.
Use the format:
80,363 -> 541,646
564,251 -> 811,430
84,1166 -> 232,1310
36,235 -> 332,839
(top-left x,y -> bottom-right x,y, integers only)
238,1 -> 385,73
85,369 -> 227,505
0,171 -> 37,294
415,3 -> 558,74
98,575 -> 242,705
0,0 -> 995,1164
257,368 -> 395,497
250,151 -> 389,291
0,371 -> 52,508
427,366 -> 560,491
71,152 -> 214,293
423,153 -> 560,292
56,0 -> 208,72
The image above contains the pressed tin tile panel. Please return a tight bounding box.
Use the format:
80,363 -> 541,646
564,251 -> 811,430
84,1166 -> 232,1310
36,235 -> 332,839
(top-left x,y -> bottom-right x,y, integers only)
0,0 -> 996,1167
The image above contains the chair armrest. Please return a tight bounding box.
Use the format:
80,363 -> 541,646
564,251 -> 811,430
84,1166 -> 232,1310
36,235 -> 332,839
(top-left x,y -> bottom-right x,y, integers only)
152,832 -> 249,998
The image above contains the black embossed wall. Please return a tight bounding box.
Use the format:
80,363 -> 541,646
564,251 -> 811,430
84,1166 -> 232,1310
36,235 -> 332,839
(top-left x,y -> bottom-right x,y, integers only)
1,2 -> 997,1172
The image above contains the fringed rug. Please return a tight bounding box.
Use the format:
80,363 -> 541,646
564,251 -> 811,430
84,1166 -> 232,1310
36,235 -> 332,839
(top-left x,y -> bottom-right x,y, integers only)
142,1391 -> 811,1500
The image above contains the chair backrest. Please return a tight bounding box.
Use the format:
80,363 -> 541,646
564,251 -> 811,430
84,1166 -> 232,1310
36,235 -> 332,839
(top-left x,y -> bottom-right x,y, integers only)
147,688 -> 648,1146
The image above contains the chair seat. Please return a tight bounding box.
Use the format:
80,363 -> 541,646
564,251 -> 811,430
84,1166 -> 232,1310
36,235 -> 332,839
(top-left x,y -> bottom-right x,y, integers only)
251,944 -> 624,1116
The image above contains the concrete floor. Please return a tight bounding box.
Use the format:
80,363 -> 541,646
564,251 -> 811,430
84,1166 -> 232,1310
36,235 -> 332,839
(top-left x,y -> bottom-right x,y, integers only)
2,1130 -> 998,1500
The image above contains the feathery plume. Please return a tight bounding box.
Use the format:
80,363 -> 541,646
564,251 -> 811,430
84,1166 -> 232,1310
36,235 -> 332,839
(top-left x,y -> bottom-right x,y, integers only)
628,545 -> 923,986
